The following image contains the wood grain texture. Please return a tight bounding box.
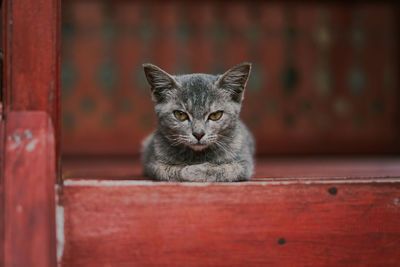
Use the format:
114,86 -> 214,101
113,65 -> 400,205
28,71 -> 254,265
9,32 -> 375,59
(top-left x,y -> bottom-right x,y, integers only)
4,111 -> 57,267
2,0 -> 61,180
62,180 -> 400,267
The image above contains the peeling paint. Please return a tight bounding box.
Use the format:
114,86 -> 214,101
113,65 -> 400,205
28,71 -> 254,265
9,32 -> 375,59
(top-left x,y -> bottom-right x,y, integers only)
26,139 -> 39,152
56,187 -> 65,266
13,133 -> 21,142
393,198 -> 400,207
8,133 -> 22,150
24,130 -> 33,139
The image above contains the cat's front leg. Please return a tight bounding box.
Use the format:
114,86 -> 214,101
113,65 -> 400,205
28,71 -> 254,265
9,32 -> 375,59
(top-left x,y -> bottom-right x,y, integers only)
181,162 -> 251,182
144,162 -> 185,181
180,163 -> 214,182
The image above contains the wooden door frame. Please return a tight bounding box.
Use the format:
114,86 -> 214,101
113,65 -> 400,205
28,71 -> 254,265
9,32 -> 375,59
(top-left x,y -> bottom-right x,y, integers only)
1,0 -> 61,266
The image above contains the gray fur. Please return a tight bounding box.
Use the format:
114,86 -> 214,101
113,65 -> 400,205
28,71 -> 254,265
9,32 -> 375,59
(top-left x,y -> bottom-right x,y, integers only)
142,63 -> 255,182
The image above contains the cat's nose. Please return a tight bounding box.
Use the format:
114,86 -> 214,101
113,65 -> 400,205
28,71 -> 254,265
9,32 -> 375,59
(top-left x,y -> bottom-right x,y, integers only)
192,132 -> 205,141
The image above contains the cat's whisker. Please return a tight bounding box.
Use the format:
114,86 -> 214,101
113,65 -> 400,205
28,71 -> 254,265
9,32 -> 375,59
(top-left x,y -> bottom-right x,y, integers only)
218,134 -> 234,142
214,140 -> 235,158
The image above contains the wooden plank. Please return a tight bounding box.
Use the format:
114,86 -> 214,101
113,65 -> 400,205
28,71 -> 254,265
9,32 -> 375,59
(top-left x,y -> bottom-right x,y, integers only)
4,111 -> 57,267
2,0 -> 61,180
61,156 -> 400,180
62,180 -> 400,266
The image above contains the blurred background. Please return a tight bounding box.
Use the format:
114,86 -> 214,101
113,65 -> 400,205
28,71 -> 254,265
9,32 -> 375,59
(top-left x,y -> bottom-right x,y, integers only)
61,0 -> 399,156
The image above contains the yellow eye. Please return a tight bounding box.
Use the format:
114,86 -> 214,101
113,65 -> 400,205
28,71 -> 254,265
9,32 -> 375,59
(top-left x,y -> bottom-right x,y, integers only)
208,111 -> 223,121
173,110 -> 188,121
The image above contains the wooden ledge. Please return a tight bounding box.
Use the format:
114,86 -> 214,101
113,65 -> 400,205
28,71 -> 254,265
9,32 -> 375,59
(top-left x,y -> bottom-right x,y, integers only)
61,156 -> 400,265
62,156 -> 400,181
61,177 -> 400,266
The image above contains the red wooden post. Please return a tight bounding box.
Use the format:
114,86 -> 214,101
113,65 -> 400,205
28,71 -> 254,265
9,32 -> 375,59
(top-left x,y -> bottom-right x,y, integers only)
1,0 -> 60,266
2,0 -> 61,177
4,111 -> 57,267
0,114 -> 4,265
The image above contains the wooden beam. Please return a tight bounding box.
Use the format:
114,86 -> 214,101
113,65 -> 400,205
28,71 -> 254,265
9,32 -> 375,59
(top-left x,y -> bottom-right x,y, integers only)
62,179 -> 400,266
4,111 -> 56,267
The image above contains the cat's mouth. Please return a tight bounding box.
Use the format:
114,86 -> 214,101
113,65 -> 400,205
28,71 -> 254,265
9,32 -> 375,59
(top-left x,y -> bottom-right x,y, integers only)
189,143 -> 208,151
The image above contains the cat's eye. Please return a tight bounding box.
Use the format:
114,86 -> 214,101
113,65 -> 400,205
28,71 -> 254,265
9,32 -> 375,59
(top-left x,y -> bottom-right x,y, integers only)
173,110 -> 188,121
208,111 -> 223,121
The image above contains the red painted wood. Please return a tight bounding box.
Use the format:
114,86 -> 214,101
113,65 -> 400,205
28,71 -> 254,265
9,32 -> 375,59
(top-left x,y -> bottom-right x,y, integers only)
62,181 -> 400,266
0,118 -> 4,265
4,111 -> 57,267
62,156 -> 400,180
2,0 -> 61,180
2,0 -> 60,113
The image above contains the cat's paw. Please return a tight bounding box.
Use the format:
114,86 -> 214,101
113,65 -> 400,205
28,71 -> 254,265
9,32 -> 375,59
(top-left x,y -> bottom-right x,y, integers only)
181,163 -> 217,182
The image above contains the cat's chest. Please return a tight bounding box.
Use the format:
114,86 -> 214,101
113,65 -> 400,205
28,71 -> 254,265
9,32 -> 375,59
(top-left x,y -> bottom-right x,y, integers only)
158,145 -> 231,165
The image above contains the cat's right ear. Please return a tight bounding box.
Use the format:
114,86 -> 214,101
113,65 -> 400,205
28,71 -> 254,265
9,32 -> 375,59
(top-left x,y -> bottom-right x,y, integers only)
143,63 -> 179,102
215,62 -> 251,103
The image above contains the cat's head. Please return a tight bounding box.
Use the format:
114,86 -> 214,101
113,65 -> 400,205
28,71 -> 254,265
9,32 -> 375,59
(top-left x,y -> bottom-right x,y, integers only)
143,63 -> 251,151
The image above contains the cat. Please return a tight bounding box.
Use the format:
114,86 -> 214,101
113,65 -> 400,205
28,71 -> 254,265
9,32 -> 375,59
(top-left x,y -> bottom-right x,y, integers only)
141,62 -> 255,182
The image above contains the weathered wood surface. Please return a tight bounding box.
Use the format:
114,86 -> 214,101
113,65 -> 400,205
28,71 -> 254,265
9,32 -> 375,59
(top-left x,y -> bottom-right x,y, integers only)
62,180 -> 400,267
4,112 -> 57,267
62,156 -> 400,180
2,0 -> 61,179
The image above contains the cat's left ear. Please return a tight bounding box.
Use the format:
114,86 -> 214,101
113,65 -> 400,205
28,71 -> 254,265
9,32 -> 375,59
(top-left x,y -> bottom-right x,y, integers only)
215,62 -> 251,103
143,63 -> 180,102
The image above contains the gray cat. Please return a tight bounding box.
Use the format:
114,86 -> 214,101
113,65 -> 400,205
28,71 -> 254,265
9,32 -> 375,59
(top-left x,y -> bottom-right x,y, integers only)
141,63 -> 255,182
